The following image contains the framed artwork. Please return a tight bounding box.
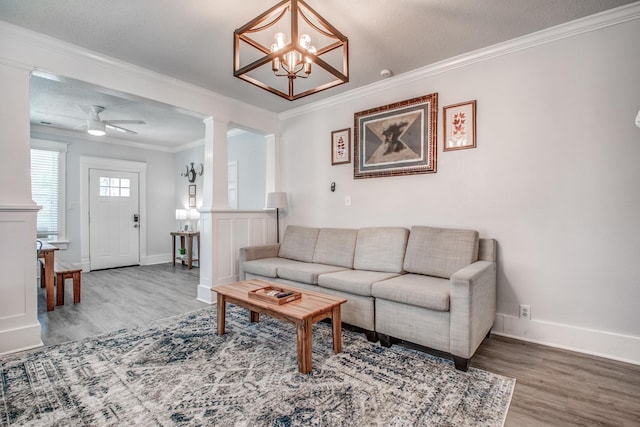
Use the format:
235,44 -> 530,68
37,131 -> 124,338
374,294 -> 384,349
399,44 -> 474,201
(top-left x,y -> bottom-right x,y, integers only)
443,100 -> 476,151
188,196 -> 196,207
331,128 -> 351,165
353,93 -> 438,179
188,184 -> 196,196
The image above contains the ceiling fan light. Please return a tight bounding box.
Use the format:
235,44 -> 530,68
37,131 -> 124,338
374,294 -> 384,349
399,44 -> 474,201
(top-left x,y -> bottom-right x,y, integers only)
87,118 -> 106,136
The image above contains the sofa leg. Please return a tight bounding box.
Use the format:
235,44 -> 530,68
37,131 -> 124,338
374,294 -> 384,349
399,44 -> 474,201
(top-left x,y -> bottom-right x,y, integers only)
452,356 -> 470,372
364,330 -> 378,343
379,333 -> 392,348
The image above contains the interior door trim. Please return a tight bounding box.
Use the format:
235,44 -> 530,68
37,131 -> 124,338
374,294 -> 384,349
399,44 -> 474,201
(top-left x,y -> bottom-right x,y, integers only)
80,156 -> 147,272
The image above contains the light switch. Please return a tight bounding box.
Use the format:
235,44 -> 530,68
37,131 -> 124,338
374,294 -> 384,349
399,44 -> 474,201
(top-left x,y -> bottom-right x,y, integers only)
345,195 -> 351,206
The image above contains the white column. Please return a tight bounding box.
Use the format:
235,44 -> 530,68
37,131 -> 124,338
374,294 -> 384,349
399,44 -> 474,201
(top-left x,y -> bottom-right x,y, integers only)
197,117 -> 228,304
0,62 -> 43,354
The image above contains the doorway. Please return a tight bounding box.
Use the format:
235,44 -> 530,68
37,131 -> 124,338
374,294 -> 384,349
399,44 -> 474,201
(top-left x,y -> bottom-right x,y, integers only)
89,168 -> 140,270
80,156 -> 147,272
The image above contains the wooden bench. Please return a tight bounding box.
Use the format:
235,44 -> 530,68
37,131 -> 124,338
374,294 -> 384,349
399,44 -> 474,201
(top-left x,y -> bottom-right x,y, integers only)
55,261 -> 82,305
39,259 -> 82,306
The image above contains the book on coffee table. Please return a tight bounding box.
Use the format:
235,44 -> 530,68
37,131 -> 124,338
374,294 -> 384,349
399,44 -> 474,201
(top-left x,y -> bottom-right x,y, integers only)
248,286 -> 302,305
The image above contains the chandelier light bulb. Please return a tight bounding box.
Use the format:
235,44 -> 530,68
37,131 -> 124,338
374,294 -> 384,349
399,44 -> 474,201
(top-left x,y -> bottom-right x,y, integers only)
299,33 -> 311,49
283,51 -> 302,72
306,45 -> 317,63
274,32 -> 286,49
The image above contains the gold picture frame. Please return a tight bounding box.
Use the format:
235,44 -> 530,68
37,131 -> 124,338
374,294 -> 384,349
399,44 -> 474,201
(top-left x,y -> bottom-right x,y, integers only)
354,93 -> 438,178
443,100 -> 476,151
331,128 -> 351,165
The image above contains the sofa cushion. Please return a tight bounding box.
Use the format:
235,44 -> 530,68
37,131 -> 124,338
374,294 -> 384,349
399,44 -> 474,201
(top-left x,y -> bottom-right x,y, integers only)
312,228 -> 358,268
243,257 -> 308,279
353,227 -> 409,273
372,274 -> 451,312
403,226 -> 479,279
318,270 -> 401,297
278,226 -> 320,262
277,263 -> 348,285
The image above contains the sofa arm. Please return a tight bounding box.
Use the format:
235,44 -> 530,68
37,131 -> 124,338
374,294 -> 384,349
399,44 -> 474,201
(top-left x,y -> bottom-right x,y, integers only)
449,260 -> 497,360
238,244 -> 280,280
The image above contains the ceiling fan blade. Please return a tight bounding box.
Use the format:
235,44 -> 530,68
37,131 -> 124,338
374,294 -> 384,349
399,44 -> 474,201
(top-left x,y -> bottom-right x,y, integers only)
103,120 -> 146,125
105,123 -> 138,135
35,111 -> 84,121
75,104 -> 92,115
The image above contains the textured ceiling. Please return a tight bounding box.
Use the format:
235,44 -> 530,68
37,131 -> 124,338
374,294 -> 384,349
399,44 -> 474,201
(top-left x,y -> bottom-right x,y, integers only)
29,74 -> 206,148
0,0 -> 634,147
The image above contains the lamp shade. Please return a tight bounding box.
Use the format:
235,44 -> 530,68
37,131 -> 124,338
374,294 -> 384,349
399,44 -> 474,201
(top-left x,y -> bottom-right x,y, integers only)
175,209 -> 187,220
266,192 -> 288,209
188,209 -> 200,220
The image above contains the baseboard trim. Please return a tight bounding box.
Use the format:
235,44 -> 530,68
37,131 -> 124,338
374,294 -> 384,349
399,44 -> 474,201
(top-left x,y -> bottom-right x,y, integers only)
141,253 -> 172,266
0,323 -> 43,355
197,284 -> 214,304
493,313 -> 640,366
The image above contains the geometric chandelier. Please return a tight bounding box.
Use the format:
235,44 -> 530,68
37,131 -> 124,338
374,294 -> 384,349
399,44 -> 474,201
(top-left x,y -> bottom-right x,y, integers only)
234,0 -> 348,101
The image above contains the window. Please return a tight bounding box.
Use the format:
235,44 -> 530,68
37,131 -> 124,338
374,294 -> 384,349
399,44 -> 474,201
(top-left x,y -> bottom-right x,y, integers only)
30,140 -> 67,241
99,177 -> 131,197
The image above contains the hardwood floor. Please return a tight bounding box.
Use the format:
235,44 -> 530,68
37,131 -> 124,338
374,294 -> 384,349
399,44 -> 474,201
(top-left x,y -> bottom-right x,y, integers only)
37,263 -> 208,346
37,264 -> 640,426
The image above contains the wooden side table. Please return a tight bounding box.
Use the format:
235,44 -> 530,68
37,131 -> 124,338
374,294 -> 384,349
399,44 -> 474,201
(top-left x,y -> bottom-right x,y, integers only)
171,231 -> 200,269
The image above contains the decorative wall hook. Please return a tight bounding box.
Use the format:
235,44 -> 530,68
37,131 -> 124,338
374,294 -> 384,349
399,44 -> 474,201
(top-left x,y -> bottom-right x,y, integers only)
181,162 -> 203,183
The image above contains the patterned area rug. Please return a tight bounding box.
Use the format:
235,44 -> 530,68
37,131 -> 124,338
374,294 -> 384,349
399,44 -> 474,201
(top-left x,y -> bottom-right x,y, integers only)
1,305 -> 514,426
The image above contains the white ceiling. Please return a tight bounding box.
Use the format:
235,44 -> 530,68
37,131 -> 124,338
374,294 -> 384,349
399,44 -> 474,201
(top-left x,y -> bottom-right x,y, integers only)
1,0 -> 634,148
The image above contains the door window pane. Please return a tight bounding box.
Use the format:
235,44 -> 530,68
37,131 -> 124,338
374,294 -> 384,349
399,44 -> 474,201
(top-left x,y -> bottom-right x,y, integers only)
100,176 -> 130,198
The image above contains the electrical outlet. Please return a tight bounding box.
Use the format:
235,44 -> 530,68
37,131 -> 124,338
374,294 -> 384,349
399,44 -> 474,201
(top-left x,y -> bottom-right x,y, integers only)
519,304 -> 531,320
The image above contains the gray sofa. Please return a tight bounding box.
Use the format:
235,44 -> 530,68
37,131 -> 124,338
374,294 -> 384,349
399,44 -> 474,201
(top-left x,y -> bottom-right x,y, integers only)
239,225 -> 497,371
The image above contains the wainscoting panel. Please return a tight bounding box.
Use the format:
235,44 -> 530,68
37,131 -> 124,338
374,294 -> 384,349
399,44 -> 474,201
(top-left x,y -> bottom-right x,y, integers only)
215,218 -> 234,281
0,206 -> 43,354
211,210 -> 275,289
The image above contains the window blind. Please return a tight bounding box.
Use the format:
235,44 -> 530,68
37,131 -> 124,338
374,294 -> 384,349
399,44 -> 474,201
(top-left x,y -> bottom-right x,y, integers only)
31,148 -> 60,238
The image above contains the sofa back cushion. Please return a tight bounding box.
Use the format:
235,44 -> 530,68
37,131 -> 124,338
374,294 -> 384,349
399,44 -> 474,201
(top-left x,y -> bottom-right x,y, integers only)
312,228 -> 358,268
354,227 -> 409,273
403,226 -> 479,279
278,226 -> 320,262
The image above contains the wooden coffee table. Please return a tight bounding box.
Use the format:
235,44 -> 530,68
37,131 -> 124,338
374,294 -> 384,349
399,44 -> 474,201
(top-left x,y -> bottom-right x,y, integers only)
212,280 -> 347,374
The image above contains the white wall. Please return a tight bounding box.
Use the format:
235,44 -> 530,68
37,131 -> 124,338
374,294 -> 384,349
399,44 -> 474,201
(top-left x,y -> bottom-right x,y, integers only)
175,143 -> 205,211
279,13 -> 640,363
228,131 -> 268,209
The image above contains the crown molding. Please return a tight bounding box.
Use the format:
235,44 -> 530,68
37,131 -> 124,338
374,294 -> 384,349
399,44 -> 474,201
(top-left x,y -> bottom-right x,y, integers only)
173,138 -> 205,153
279,2 -> 640,120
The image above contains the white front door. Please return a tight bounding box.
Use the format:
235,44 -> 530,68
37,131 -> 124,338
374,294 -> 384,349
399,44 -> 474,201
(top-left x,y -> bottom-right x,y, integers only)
89,169 -> 140,270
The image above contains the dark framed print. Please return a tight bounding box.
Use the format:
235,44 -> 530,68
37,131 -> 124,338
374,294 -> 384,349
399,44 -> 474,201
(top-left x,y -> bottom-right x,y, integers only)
188,184 -> 196,196
354,93 -> 438,179
443,100 -> 476,151
331,128 -> 351,165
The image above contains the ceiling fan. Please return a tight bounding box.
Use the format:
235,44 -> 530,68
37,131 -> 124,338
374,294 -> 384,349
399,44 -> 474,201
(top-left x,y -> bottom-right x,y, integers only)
79,105 -> 145,136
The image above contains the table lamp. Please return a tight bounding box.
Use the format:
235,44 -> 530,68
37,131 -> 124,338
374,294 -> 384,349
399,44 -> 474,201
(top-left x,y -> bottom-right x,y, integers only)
175,209 -> 187,231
